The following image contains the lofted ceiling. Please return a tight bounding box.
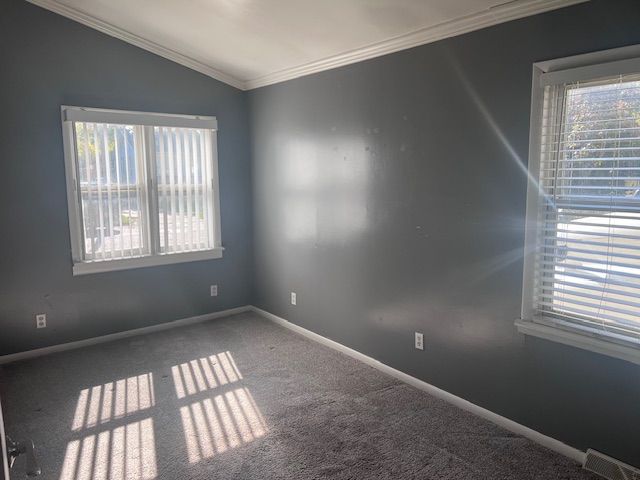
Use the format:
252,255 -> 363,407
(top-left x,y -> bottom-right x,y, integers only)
28,0 -> 586,90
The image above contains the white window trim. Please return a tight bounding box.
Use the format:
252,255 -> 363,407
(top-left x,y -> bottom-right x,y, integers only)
72,249 -> 223,276
519,44 -> 640,365
61,106 -> 223,275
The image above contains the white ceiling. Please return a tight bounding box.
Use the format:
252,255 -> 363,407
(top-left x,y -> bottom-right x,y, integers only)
29,0 -> 586,89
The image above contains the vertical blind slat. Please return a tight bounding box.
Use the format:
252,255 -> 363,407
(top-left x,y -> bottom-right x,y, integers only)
205,130 -> 215,245
92,124 -> 106,260
133,125 -> 146,257
199,131 -> 209,249
176,128 -> 182,252
192,130 -> 202,250
123,125 -> 134,258
184,129 -> 193,251
158,127 -> 169,251
101,124 -> 116,259
80,123 -> 94,259
167,129 -> 177,252
113,125 -> 125,258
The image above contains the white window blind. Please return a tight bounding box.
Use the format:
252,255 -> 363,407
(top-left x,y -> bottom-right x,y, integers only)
75,122 -> 149,261
535,73 -> 640,342
62,107 -> 222,275
155,127 -> 215,254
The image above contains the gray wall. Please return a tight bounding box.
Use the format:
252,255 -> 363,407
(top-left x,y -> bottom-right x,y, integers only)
249,0 -> 640,466
0,1 -> 253,356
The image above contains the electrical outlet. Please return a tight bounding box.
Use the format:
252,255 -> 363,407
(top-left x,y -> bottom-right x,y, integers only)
36,314 -> 47,329
290,292 -> 297,305
415,332 -> 424,350
210,285 -> 218,297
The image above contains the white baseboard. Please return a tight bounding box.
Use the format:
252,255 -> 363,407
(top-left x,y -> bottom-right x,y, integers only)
0,305 -> 251,365
250,305 -> 586,464
0,396 -> 9,480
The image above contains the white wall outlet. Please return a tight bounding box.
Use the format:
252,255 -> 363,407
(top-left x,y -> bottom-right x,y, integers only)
415,332 -> 424,350
290,292 -> 297,305
36,314 -> 47,329
210,285 -> 218,297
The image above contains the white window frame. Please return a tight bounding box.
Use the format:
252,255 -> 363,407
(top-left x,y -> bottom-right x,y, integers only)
517,44 -> 640,366
61,106 -> 223,275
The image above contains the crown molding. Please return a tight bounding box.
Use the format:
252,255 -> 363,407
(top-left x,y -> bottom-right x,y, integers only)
27,0 -> 587,91
26,0 -> 246,90
244,0 -> 588,90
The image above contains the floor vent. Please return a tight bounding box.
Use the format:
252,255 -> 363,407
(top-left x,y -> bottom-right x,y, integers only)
583,449 -> 640,480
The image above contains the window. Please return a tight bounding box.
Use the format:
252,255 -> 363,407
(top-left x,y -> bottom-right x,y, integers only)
519,47 -> 640,364
62,106 -> 222,275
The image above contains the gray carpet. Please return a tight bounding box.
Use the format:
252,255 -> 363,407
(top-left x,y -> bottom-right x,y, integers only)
0,312 -> 599,480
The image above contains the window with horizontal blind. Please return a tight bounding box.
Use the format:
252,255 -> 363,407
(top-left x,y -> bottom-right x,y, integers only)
61,106 -> 222,275
519,47 -> 640,364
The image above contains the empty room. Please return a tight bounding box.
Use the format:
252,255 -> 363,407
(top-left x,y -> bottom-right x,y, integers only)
1,0 -> 640,479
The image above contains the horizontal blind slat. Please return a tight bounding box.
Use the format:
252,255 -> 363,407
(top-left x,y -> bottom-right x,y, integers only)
538,277 -> 640,299
539,252 -> 640,270
537,303 -> 640,331
538,289 -> 640,310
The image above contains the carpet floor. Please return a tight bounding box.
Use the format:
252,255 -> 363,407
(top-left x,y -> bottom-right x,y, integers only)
0,312 -> 599,480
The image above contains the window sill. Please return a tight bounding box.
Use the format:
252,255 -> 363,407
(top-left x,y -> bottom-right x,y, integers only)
515,318 -> 640,366
72,248 -> 224,276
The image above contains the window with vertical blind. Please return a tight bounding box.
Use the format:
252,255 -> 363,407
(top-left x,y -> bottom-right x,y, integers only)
519,47 -> 640,364
61,106 -> 222,275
